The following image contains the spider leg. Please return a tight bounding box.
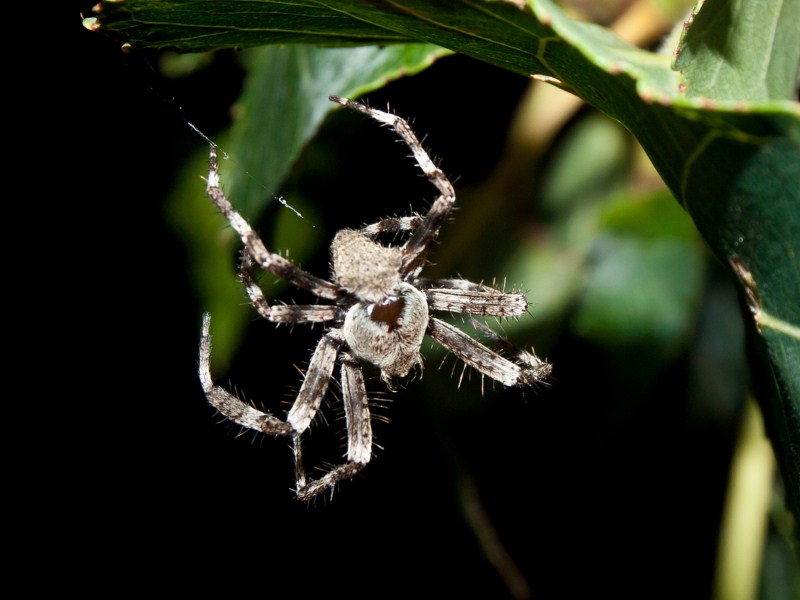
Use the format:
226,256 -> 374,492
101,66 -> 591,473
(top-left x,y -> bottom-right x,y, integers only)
424,280 -> 528,318
340,352 -> 373,465
419,278 -> 514,292
203,316 -> 365,500
359,215 -> 423,238
286,330 -> 343,432
206,145 -> 339,301
295,351 -> 372,500
295,462 -> 365,502
468,317 -> 552,383
240,255 -> 343,324
285,328 -> 348,497
329,96 -> 456,278
199,314 -> 293,436
427,317 -> 551,387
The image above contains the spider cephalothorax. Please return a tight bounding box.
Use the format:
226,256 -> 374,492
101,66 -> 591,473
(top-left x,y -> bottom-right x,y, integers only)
199,96 -> 551,500
333,229 -> 428,380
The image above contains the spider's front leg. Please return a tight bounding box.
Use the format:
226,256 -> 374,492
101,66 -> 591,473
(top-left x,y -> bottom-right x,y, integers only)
330,96 -> 456,278
206,145 -> 339,301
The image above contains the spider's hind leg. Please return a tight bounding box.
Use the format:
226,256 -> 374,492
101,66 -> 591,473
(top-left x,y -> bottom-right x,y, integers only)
201,315 -> 364,500
427,317 -> 552,389
294,351 -> 373,501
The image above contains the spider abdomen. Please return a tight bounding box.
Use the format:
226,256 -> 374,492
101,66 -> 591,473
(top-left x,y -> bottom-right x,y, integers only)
343,282 -> 428,379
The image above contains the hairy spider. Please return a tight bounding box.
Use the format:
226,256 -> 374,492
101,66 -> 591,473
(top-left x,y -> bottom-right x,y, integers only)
199,96 -> 551,500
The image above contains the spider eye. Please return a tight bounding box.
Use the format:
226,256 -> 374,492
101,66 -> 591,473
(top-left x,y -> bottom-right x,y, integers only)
370,297 -> 405,330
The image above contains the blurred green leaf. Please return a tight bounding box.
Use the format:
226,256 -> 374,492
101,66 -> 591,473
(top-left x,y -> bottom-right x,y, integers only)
675,0 -> 800,102
573,205 -> 704,353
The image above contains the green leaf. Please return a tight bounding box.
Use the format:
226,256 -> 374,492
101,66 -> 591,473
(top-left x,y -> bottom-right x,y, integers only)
675,0 -> 800,102
91,0 -> 551,74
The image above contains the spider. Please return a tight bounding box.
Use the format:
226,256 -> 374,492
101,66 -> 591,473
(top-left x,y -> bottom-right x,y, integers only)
199,96 -> 552,500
